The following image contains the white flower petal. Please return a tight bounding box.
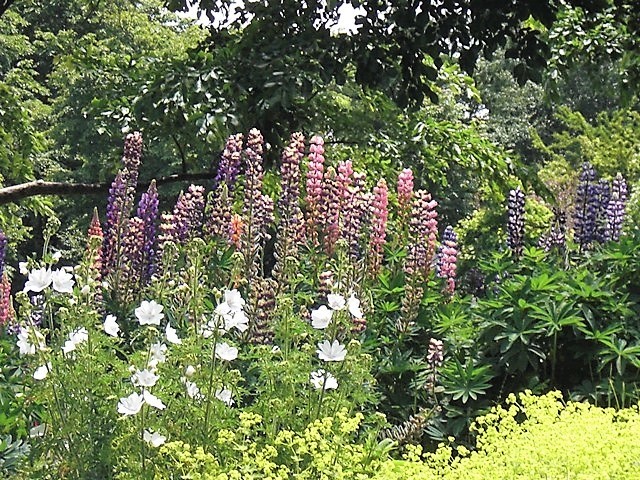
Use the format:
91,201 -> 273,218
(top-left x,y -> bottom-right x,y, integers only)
224,289 -> 245,312
347,294 -> 363,319
316,339 -> 347,362
135,300 -> 164,326
165,323 -> 182,344
143,390 -> 166,410
51,269 -> 75,293
33,363 -> 51,381
214,387 -> 234,406
310,369 -> 338,390
214,342 -> 238,362
117,392 -> 145,416
24,268 -> 52,293
311,305 -> 333,329
143,430 -> 166,447
104,315 -> 120,337
132,369 -> 159,388
327,293 -> 346,311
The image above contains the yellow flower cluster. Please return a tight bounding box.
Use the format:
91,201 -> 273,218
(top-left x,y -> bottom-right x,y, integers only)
376,390 -> 640,479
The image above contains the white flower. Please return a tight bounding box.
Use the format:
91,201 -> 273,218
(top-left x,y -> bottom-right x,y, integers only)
311,305 -> 333,329
62,327 -> 88,354
224,289 -> 245,312
80,285 -> 91,295
33,363 -> 51,381
310,369 -> 338,390
143,430 -> 166,448
148,342 -> 167,368
316,340 -> 347,362
347,294 -> 363,319
132,369 -> 159,388
215,301 -> 232,317
135,300 -> 164,326
214,342 -> 238,362
185,380 -> 203,400
327,293 -> 346,311
165,323 -> 182,344
17,326 -> 46,355
104,315 -> 120,337
185,365 -> 196,377
215,387 -> 234,406
24,268 -> 52,293
29,423 -> 47,438
143,390 -> 166,410
271,345 -> 281,354
52,251 -> 62,262
51,269 -> 75,293
117,392 -> 145,416
19,261 -> 29,276
224,310 -> 249,333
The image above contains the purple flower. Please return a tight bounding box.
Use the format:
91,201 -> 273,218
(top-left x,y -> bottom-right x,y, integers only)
507,188 -> 525,258
172,185 -> 206,243
305,135 -> 325,244
369,178 -> 389,274
574,163 -> 599,250
405,190 -> 438,276
213,133 -> 243,192
605,173 -> 628,242
136,180 -> 159,281
277,132 -> 306,244
437,226 -> 458,294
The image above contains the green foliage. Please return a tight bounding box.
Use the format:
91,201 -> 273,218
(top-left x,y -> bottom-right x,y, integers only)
375,391 -> 640,479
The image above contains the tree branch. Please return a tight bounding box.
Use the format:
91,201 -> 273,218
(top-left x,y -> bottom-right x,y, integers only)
0,172 -> 216,204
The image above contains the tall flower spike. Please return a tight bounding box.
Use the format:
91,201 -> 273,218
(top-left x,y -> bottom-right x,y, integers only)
605,173 -> 628,241
437,226 -> 458,295
172,185 -> 206,243
0,228 -> 7,280
397,168 -> 414,211
120,217 -> 146,296
342,171 -> 369,260
507,188 -> 525,259
369,178 -> 389,274
305,135 -> 325,244
136,180 -> 159,281
405,190 -> 438,276
538,208 -> 567,253
121,131 -> 143,188
320,166 -> 341,255
594,178 -> 610,244
0,273 -> 13,327
573,162 -> 598,250
213,133 -> 244,192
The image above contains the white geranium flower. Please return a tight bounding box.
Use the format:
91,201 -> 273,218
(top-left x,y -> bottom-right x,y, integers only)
17,326 -> 46,355
24,268 -> 53,293
143,430 -> 166,448
33,363 -> 51,381
51,269 -> 74,293
117,392 -> 145,416
104,315 -> 120,337
143,390 -> 166,410
310,369 -> 338,390
80,285 -> 90,295
225,310 -> 249,333
165,323 -> 182,344
214,342 -> 238,362
185,380 -> 203,400
148,342 -> 167,368
215,301 -> 232,317
316,339 -> 347,362
132,369 -> 159,388
185,365 -> 196,377
52,251 -> 62,262
311,305 -> 333,329
62,327 -> 88,354
214,387 -> 234,406
327,293 -> 346,311
224,289 -> 245,312
347,294 -> 363,319
135,300 -> 164,326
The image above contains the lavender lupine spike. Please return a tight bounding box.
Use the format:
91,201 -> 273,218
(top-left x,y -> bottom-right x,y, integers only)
342,171 -> 368,259
605,173 -> 628,241
369,179 -> 389,274
437,226 -> 458,295
277,132 -> 306,243
305,135 -> 325,244
573,162 -> 599,250
0,228 -> 7,279
213,133 -> 244,191
101,171 -> 128,275
507,188 -> 525,258
120,216 -> 145,293
136,180 -> 159,281
121,132 -> 143,188
173,185 -> 206,243
204,186 -> 233,243
405,190 -> 438,276
593,178 -> 611,244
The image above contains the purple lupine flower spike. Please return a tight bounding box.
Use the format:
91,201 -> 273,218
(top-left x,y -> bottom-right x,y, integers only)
278,132 -> 306,244
102,171 -> 128,275
0,229 -> 7,280
120,216 -> 145,289
136,180 -> 159,281
342,171 -> 368,259
305,135 -> 325,244
507,188 -> 525,258
121,132 -> 143,188
594,178 -> 611,244
405,190 -> 438,276
605,173 -> 627,242
172,185 -> 206,243
574,163 -> 598,250
437,226 -> 459,294
213,133 -> 244,191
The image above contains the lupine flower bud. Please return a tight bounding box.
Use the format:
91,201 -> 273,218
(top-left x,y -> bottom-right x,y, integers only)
305,135 -> 325,243
427,338 -> 444,368
605,173 -> 628,241
507,188 -> 525,258
437,226 -> 458,294
574,162 -> 598,250
369,178 -> 389,274
121,132 -> 143,188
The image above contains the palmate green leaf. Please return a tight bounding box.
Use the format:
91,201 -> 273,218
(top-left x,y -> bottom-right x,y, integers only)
442,358 -> 494,404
